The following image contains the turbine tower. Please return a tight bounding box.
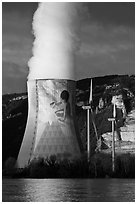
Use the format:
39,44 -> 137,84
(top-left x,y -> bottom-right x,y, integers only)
16,3 -> 83,168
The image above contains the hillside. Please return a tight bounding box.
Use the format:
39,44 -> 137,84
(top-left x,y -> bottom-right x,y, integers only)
2,75 -> 135,164
102,109 -> 135,154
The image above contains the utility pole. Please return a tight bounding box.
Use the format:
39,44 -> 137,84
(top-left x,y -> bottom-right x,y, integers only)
108,103 -> 116,173
82,105 -> 91,162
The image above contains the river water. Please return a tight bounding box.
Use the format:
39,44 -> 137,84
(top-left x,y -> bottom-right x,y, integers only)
2,178 -> 135,202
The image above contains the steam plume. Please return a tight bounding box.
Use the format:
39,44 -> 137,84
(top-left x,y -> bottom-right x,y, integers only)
28,2 -> 81,80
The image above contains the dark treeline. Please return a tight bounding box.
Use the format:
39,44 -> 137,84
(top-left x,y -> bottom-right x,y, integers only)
3,153 -> 135,179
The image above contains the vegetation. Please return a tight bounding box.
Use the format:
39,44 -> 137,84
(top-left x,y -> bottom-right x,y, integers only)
3,153 -> 135,178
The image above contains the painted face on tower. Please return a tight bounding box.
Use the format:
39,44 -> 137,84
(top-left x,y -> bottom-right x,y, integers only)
55,90 -> 71,121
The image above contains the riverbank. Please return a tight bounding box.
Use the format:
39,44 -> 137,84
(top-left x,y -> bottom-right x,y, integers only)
3,152 -> 135,179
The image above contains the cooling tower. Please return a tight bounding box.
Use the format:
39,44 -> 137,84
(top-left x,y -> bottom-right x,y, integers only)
16,2 -> 83,168
17,79 -> 83,168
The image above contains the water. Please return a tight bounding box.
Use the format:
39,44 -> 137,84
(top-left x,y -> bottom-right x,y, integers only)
2,178 -> 135,202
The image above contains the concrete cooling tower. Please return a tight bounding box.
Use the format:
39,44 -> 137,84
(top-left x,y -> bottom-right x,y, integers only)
16,3 -> 83,168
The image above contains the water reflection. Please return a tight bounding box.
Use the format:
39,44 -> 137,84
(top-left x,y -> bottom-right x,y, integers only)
2,178 -> 135,202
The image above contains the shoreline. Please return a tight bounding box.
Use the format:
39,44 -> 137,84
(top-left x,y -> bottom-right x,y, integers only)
3,152 -> 135,179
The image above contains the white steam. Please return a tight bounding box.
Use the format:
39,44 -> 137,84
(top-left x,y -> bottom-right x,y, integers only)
28,2 -> 81,80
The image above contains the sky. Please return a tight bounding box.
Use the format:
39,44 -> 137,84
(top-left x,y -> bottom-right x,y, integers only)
2,2 -> 135,94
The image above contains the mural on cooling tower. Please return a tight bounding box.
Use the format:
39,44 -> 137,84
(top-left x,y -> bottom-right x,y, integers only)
33,79 -> 81,160
50,90 -> 71,122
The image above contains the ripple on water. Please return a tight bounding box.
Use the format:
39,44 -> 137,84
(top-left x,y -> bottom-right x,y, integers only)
2,178 -> 135,202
